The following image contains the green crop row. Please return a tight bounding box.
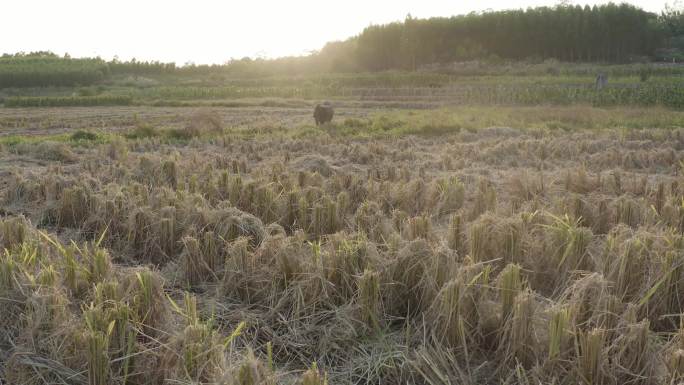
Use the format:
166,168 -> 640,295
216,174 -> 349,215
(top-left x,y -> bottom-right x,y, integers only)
4,95 -> 133,107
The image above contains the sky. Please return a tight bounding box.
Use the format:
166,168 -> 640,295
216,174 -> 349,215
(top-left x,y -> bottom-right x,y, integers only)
2,0 -> 674,64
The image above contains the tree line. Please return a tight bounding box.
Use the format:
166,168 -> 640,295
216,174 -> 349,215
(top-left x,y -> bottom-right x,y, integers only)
0,52 -> 109,88
332,3 -> 677,71
1,3 -> 683,87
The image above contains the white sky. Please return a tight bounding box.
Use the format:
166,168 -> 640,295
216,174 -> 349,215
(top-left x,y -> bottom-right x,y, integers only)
2,0 -> 672,64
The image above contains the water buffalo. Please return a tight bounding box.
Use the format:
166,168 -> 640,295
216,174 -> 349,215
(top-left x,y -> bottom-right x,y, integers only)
314,103 -> 334,125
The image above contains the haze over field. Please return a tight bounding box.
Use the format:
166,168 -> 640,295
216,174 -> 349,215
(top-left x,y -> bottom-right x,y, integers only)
4,0 -> 684,383
3,0 -> 673,64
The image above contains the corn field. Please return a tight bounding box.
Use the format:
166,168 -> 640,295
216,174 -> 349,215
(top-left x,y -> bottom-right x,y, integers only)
8,83 -> 674,109
4,95 -> 133,107
138,84 -> 684,109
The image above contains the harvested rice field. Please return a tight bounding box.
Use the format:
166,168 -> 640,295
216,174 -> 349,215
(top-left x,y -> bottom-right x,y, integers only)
2,104 -> 684,384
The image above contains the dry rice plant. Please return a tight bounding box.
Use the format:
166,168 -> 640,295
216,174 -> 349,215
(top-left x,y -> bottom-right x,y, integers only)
357,269 -> 382,331
576,328 -> 607,385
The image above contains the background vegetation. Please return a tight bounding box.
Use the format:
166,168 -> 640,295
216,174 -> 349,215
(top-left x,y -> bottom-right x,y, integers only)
1,3 -> 683,110
2,3 -> 684,89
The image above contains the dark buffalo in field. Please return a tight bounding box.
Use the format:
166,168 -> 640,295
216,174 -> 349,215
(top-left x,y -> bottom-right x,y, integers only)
314,103 -> 334,125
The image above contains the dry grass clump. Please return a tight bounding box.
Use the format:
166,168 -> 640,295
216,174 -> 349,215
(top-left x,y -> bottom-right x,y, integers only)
354,201 -> 391,243
165,109 -> 224,139
564,167 -> 601,194
0,215 -> 30,250
612,318 -> 659,383
301,362 -> 328,385
468,213 -> 517,263
57,185 -> 93,227
668,347 -> 684,381
223,237 -> 266,301
601,229 -> 651,303
547,306 -> 573,362
159,293 -> 228,383
436,177 -> 465,215
469,179 -> 497,220
576,327 -> 608,385
293,155 -> 334,177
124,123 -> 160,140
428,266 -> 486,351
133,156 -> 180,189
614,195 -> 643,228
357,269 -> 382,331
509,170 -> 545,202
308,196 -> 341,238
561,274 -> 619,330
210,207 -> 266,247
386,239 -> 461,319
447,213 -> 464,252
182,231 -> 222,285
498,263 -> 524,322
498,289 -> 539,368
124,268 -> 168,335
187,109 -> 224,134
544,213 -> 593,288
14,141 -> 77,162
1,232 -> 157,385
405,214 -> 432,240
666,325 -> 684,381
4,173 -> 46,204
221,349 -> 275,385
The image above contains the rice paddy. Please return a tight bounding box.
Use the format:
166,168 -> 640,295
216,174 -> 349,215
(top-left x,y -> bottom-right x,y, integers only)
1,103 -> 684,385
